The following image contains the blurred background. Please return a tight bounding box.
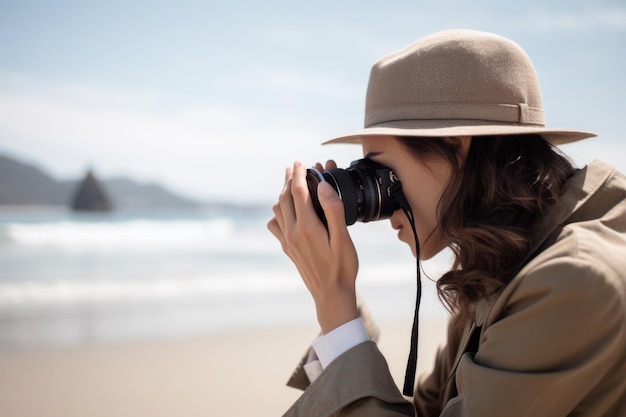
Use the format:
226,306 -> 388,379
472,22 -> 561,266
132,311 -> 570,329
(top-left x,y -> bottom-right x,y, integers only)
0,1 -> 624,416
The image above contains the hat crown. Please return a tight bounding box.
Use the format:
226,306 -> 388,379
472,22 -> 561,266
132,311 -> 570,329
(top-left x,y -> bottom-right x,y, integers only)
365,29 -> 545,128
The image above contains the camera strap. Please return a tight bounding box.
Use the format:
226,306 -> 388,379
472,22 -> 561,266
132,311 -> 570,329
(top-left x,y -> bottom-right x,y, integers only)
389,182 -> 421,397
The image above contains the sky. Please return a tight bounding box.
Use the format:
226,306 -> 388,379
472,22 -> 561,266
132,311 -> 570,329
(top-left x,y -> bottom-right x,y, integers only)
0,0 -> 625,204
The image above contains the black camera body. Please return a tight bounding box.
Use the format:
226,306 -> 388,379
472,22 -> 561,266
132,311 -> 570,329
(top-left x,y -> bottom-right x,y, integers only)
306,159 -> 402,226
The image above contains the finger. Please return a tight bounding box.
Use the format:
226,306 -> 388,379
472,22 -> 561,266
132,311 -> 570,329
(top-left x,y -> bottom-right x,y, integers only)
317,181 -> 349,243
325,159 -> 338,170
314,162 -> 324,171
291,161 -> 318,224
267,217 -> 283,241
272,165 -> 296,236
278,166 -> 296,224
267,217 -> 299,262
272,200 -> 285,233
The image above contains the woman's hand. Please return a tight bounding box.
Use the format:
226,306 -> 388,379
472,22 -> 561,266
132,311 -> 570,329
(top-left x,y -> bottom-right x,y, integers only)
267,161 -> 359,334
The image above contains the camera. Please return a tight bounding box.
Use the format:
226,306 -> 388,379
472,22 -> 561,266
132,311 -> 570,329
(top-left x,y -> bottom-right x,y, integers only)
306,159 -> 402,226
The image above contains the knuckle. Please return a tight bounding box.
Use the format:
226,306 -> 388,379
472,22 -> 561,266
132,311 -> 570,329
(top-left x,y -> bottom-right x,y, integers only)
295,221 -> 315,239
278,189 -> 289,204
284,228 -> 300,246
279,240 -> 291,255
267,217 -> 280,232
291,184 -> 309,201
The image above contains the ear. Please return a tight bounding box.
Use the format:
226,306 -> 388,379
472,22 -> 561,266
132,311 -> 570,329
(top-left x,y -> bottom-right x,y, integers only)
443,136 -> 472,168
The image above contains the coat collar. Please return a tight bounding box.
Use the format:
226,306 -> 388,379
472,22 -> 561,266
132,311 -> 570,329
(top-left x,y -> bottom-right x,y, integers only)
472,159 -> 615,326
525,159 -> 614,262
445,160 -> 616,401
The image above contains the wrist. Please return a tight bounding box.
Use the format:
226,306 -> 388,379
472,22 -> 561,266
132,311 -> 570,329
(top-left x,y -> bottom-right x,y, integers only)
315,289 -> 358,334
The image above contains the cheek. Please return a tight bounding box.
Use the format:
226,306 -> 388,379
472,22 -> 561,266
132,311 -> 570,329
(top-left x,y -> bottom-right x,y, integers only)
398,170 -> 443,231
399,160 -> 447,206
397,174 -> 428,215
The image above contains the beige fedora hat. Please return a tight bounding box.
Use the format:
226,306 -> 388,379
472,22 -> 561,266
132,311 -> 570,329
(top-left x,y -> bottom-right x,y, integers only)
324,29 -> 596,145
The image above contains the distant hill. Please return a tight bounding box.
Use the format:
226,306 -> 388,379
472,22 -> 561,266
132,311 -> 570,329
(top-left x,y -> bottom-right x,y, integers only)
99,177 -> 201,210
0,153 -> 203,210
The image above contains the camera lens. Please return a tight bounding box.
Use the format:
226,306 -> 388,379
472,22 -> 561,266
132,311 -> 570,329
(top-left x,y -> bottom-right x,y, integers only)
306,159 -> 401,226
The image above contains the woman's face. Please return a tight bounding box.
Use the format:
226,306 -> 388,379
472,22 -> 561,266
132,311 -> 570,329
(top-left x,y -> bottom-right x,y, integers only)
361,135 -> 457,260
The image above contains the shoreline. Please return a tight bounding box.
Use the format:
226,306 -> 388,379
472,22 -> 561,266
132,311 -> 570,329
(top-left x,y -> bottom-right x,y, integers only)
0,317 -> 448,417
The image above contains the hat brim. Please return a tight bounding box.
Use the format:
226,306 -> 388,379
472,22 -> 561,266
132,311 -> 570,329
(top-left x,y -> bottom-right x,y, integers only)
323,120 -> 596,146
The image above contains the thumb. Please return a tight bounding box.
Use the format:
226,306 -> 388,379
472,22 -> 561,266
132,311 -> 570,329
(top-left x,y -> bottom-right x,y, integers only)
317,181 -> 347,230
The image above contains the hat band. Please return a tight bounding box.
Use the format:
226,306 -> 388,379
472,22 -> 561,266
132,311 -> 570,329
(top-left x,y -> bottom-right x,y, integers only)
365,102 -> 544,128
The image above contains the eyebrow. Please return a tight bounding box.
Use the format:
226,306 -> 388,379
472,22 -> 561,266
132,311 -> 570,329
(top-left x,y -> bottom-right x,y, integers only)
364,151 -> 382,159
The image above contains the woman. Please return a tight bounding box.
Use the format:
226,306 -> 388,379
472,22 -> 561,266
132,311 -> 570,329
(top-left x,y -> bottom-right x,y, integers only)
268,30 -> 626,416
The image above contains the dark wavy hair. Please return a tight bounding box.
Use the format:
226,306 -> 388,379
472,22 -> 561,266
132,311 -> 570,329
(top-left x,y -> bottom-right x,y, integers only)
397,134 -> 576,328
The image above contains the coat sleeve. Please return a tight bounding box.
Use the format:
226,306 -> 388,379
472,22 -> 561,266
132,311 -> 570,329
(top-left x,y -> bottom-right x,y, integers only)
282,341 -> 414,417
441,253 -> 626,417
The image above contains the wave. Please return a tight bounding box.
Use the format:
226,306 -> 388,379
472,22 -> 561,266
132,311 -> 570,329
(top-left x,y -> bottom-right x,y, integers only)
0,217 -> 278,253
0,274 -> 301,307
0,212 -> 452,351
0,212 -> 453,312
0,259 -> 449,308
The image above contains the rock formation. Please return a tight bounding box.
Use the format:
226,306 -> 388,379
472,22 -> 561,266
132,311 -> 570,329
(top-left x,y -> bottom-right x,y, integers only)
70,170 -> 114,212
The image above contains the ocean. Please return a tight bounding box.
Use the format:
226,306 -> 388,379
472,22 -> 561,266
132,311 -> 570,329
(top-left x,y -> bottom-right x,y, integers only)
0,206 -> 451,353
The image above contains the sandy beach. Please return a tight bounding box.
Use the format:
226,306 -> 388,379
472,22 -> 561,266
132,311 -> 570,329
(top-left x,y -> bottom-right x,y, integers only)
0,316 -> 448,417
0,205 -> 452,416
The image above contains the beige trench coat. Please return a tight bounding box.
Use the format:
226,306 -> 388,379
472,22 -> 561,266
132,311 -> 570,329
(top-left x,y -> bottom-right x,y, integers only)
283,160 -> 626,417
